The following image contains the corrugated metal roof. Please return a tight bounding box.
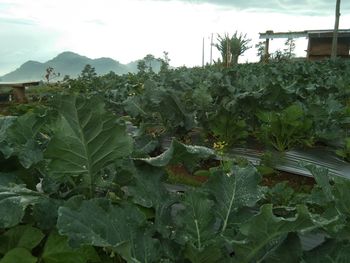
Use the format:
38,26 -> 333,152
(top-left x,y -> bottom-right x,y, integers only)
259,29 -> 350,39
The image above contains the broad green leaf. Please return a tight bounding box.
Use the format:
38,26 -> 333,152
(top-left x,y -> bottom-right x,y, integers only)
57,198 -> 159,262
0,113 -> 44,168
157,239 -> 184,262
0,116 -> 16,143
42,232 -> 99,263
184,243 -> 224,263
303,239 -> 350,263
133,134 -> 159,157
158,93 -> 195,130
257,104 -> 313,151
304,164 -> 350,217
128,164 -> 169,208
263,232 -> 302,263
205,164 -> 261,233
57,198 -> 144,248
0,225 -> 44,254
128,164 -> 176,238
209,110 -> 248,146
302,164 -> 333,202
138,139 -> 215,168
264,181 -> 295,206
0,185 -> 43,228
230,204 -> 315,263
284,104 -> 304,122
45,95 -> 133,197
32,198 -> 62,230
176,190 -> 217,250
132,233 -> 161,263
0,248 -> 37,263
0,173 -> 23,187
333,176 -> 350,217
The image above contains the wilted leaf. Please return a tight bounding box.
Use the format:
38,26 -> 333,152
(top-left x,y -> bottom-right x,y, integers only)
138,139 -> 215,168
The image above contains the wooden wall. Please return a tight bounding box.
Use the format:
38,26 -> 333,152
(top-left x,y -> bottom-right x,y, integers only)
307,36 -> 350,60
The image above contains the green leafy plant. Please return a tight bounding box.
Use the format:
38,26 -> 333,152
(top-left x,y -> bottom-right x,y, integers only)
208,109 -> 248,148
1,59 -> 350,262
215,31 -> 251,66
44,95 -> 133,198
257,104 -> 314,151
336,137 -> 350,162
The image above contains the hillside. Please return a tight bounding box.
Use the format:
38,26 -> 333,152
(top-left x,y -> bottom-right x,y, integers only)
0,51 -> 160,82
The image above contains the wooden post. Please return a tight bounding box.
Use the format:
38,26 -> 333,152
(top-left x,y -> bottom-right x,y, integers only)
210,33 -> 213,65
226,36 -> 231,67
331,0 -> 341,60
264,38 -> 270,62
306,37 -> 311,60
264,30 -> 273,62
202,37 -> 205,67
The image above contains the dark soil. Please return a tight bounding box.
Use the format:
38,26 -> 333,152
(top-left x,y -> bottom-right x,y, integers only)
261,170 -> 315,192
167,163 -> 316,193
166,164 -> 208,186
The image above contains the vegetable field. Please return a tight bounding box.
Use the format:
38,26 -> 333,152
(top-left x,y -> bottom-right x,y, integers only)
1,59 -> 350,262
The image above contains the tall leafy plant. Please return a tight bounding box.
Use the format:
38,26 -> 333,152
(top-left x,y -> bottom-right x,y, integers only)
257,104 -> 314,151
215,31 -> 251,66
45,95 -> 133,198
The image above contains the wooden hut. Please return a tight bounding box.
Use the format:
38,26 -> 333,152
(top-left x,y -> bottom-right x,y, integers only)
259,29 -> 350,60
0,81 -> 40,103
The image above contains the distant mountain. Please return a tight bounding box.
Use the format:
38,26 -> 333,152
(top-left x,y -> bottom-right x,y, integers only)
0,51 -> 161,82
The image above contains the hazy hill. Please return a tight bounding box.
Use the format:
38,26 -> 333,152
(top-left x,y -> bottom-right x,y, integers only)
0,51 -> 161,82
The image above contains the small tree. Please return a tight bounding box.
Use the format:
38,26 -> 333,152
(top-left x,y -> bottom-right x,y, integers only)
255,41 -> 266,62
215,31 -> 251,67
283,38 -> 296,59
137,54 -> 157,74
80,64 -> 97,81
74,64 -> 99,93
137,60 -> 147,74
44,67 -> 60,83
144,54 -> 156,73
159,51 -> 171,72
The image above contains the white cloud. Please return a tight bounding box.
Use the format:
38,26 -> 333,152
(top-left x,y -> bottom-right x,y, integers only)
0,0 -> 350,75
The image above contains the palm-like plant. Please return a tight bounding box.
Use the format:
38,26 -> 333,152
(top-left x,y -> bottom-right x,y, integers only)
215,31 -> 251,67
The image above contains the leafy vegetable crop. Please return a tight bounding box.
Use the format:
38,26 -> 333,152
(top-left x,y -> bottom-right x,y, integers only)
1,93 -> 350,262
2,59 -> 350,262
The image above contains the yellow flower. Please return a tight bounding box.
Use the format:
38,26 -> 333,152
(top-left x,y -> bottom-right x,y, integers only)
213,141 -> 227,151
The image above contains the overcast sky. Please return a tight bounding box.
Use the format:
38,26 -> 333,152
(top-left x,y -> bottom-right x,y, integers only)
1,0 -> 350,75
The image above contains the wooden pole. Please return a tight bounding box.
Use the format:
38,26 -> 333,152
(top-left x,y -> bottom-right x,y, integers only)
264,38 -> 270,62
210,33 -> 213,65
226,36 -> 230,67
331,0 -> 341,60
264,30 -> 273,62
202,37 -> 205,67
